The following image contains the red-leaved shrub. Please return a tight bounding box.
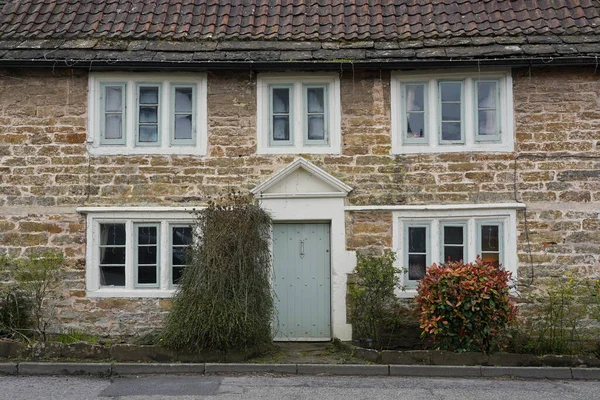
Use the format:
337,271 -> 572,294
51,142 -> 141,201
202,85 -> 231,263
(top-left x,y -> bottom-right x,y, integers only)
415,258 -> 518,353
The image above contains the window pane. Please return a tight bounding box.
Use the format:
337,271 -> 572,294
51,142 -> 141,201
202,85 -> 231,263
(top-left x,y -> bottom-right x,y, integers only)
138,246 -> 157,265
307,116 -> 325,140
173,266 -> 185,285
440,82 -> 461,101
408,227 -> 426,253
138,265 -> 157,284
406,85 -> 424,111
408,254 -> 427,280
441,122 -> 461,141
307,87 -> 324,113
138,226 -> 157,245
173,227 -> 193,246
481,253 -> 500,266
100,224 -> 126,245
139,106 -> 158,123
481,225 -> 500,251
272,88 -> 289,113
478,82 -> 497,108
172,248 -> 187,266
139,125 -> 158,142
272,116 -> 290,141
105,86 -> 122,112
174,115 -> 193,140
407,113 -> 425,138
441,103 -> 461,121
104,114 -> 122,139
140,87 -> 158,104
444,226 -> 464,245
100,266 -> 125,286
478,110 -> 497,136
444,246 -> 464,263
175,87 -> 193,113
100,247 -> 125,265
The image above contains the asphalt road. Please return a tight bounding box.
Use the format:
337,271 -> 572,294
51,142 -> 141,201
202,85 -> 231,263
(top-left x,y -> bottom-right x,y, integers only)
1,374 -> 600,400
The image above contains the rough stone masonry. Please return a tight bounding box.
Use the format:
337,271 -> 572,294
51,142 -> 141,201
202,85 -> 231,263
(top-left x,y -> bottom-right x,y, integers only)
0,66 -> 599,336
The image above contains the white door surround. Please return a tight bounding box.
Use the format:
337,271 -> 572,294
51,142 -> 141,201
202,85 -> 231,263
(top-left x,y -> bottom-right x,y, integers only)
251,158 -> 355,341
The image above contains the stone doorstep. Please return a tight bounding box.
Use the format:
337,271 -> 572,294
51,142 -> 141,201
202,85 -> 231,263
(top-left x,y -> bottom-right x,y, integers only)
1,362 -> 600,380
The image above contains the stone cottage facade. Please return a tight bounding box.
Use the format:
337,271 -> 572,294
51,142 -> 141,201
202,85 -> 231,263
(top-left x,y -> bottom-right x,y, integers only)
1,0 -> 600,340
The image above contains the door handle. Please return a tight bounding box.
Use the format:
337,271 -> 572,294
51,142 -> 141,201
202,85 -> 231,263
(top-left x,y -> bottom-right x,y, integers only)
300,240 -> 305,258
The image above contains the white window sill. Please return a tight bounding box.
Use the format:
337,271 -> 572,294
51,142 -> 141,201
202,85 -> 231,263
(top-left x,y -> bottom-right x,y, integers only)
86,289 -> 176,298
87,144 -> 207,156
393,142 -> 514,154
257,145 -> 340,155
397,289 -> 418,298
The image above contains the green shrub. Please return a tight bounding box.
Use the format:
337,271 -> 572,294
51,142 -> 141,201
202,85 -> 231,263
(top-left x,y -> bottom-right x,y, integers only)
13,251 -> 64,341
416,258 -> 517,353
513,276 -> 596,355
0,286 -> 32,338
1,251 -> 63,341
162,193 -> 274,352
347,252 -> 402,347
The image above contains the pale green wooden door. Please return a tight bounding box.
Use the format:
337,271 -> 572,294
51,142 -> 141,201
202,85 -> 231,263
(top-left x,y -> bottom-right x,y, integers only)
272,223 -> 331,341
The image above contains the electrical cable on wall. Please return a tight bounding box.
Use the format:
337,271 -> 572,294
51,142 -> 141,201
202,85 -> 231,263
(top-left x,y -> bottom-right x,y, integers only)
513,153 -> 600,288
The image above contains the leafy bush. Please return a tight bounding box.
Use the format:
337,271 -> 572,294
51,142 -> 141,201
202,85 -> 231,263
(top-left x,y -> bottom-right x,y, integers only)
416,258 -> 517,353
347,252 -> 402,347
511,276 -> 598,355
162,193 -> 274,352
0,286 -> 32,338
1,251 -> 63,341
13,251 -> 64,341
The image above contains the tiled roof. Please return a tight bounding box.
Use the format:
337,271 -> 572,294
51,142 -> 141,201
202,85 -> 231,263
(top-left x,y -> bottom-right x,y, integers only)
1,0 -> 599,42
0,1 -> 599,65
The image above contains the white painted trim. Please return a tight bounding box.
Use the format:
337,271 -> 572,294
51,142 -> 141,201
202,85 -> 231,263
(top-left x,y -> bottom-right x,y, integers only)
345,203 -> 526,211
392,206 -> 519,298
251,157 -> 353,196
256,73 -> 341,155
88,72 -> 208,155
86,289 -> 175,298
257,196 -> 355,341
391,69 -> 514,154
84,210 -> 195,297
77,206 -> 204,214
256,192 -> 348,199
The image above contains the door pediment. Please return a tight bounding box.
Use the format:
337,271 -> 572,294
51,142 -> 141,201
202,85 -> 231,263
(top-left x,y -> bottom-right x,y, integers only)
251,158 -> 353,199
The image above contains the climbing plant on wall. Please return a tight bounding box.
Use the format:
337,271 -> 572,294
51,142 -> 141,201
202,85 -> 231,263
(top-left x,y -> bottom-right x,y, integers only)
163,192 -> 274,352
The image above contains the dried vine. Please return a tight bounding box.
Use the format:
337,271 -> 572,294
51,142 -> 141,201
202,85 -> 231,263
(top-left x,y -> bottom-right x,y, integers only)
163,192 -> 274,352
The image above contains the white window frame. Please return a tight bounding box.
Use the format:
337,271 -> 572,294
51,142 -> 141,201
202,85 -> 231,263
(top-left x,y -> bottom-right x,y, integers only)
170,223 -> 194,286
256,72 -> 341,154
88,73 -> 207,155
82,208 -> 197,298
391,69 -> 514,154
392,205 -> 519,297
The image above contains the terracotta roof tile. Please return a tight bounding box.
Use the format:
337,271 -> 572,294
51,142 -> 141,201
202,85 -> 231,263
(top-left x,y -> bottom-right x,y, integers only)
1,0 -> 599,41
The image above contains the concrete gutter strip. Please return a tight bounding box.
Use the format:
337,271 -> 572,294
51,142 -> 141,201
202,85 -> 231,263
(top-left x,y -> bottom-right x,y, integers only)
390,365 -> 482,377
571,368 -> 600,380
481,366 -> 573,380
1,363 -> 600,380
112,363 -> 205,375
205,363 -> 297,374
17,362 -> 111,376
0,363 -> 17,375
297,364 -> 389,376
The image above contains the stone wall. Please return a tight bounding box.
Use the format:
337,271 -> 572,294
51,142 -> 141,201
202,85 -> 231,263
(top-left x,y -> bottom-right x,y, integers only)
0,66 -> 599,336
